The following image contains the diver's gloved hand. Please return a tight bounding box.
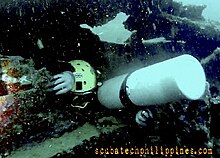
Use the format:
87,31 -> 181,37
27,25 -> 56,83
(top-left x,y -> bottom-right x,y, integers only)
135,110 -> 153,128
48,71 -> 75,95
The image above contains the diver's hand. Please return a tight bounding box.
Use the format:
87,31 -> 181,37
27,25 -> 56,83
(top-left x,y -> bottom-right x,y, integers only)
135,110 -> 153,128
48,71 -> 75,95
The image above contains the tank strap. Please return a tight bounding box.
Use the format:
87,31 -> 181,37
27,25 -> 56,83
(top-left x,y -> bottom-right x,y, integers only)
119,73 -> 136,109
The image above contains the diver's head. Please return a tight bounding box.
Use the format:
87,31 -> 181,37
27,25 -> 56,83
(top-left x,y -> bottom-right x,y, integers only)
69,60 -> 97,95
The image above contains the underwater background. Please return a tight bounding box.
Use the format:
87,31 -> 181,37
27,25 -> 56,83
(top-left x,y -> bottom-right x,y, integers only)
176,0 -> 220,21
0,0 -> 220,157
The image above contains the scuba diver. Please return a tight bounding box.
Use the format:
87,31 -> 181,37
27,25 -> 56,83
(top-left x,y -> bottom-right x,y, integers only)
46,59 -> 100,108
47,60 -> 97,96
